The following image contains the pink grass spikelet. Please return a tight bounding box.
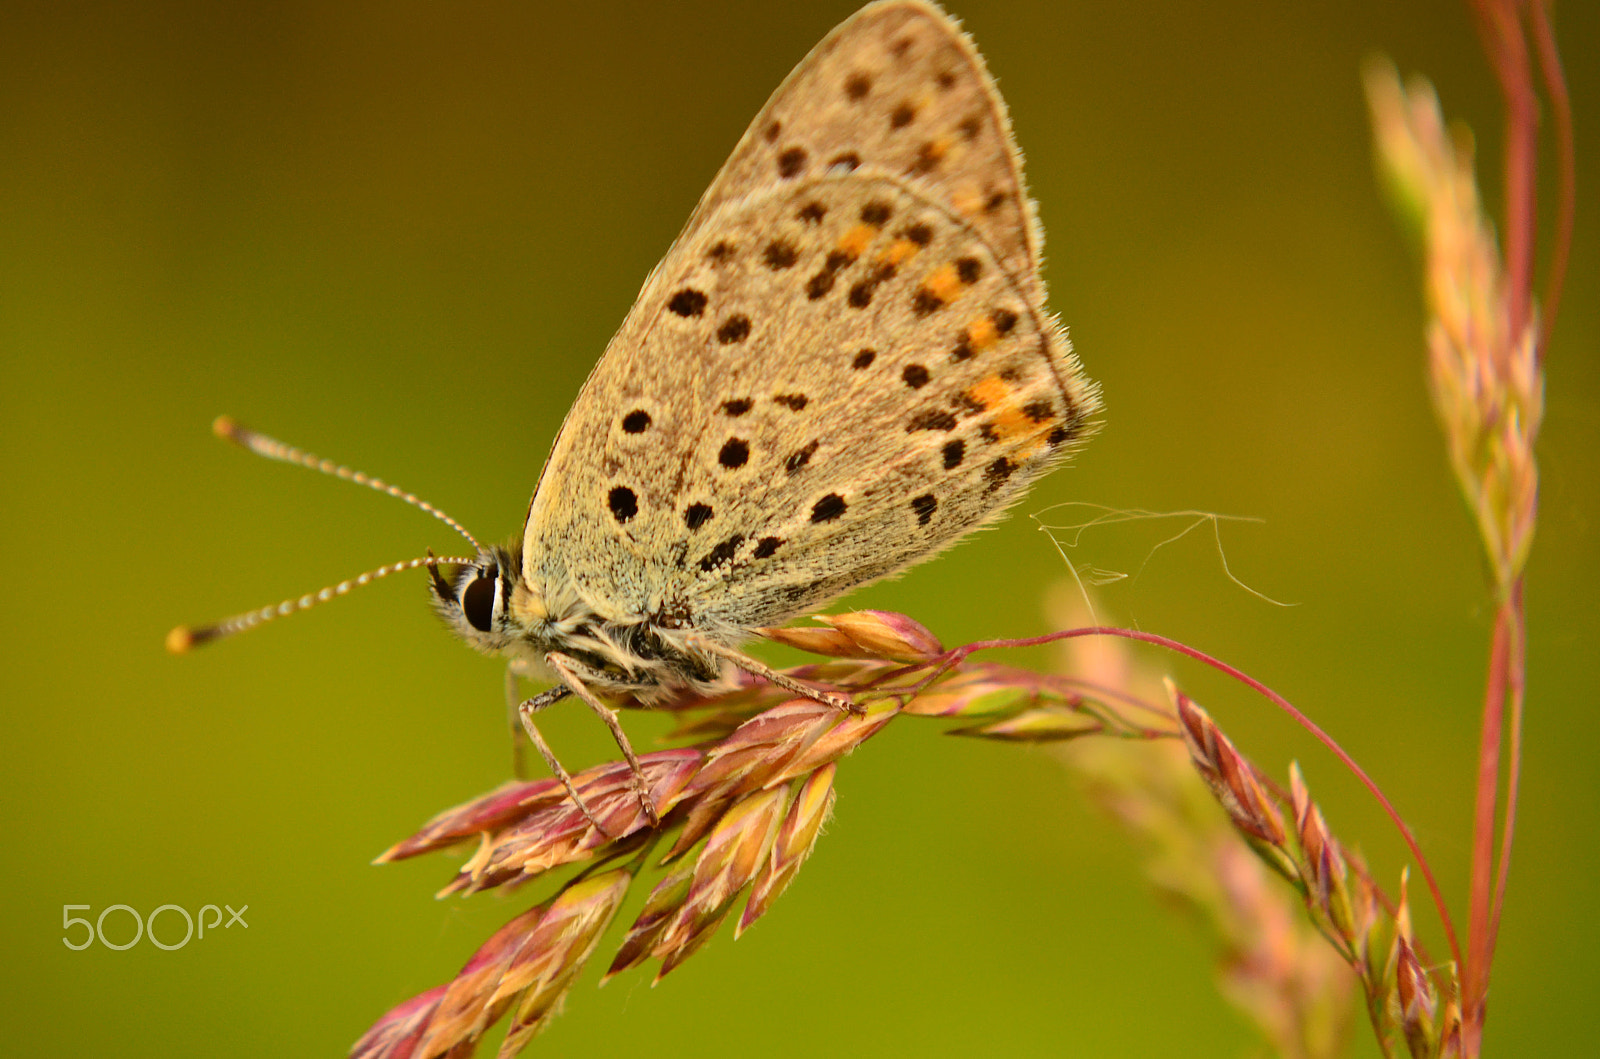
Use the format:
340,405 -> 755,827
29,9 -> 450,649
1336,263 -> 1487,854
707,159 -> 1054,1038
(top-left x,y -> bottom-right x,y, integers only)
740,764 -> 837,936
1173,686 -> 1288,851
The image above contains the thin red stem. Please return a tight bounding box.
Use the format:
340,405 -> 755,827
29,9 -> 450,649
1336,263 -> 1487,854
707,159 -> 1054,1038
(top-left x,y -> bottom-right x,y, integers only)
1459,5 -> 1551,1048
1530,0 -> 1575,355
1489,581 -> 1526,970
1472,0 -> 1538,343
1465,600 -> 1512,1031
943,625 -> 1463,972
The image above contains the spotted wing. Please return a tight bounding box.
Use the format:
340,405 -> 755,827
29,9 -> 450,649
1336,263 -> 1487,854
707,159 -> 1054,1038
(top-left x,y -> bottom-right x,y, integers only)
681,0 -> 1045,303
521,1 -> 1099,635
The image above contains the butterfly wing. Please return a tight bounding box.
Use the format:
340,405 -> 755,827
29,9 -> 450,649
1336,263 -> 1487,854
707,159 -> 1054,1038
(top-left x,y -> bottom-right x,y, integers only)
678,0 -> 1046,304
522,0 -> 1099,635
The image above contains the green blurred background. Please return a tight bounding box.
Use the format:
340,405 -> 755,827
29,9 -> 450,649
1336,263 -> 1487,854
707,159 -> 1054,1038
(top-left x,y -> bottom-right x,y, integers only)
3,1 -> 1595,1055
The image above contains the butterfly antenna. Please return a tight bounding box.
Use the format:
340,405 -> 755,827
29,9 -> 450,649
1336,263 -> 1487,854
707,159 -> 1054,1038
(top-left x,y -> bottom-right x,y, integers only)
167,553 -> 476,654
210,415 -> 484,552
169,417 -> 487,654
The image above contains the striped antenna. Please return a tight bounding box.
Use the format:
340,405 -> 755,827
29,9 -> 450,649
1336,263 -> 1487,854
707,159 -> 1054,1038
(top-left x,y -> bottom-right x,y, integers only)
167,554 -> 476,654
211,415 -> 484,553
168,417 -> 489,654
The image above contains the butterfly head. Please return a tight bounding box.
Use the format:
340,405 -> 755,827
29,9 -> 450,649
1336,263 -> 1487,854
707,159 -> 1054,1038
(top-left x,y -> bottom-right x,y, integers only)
429,543 -> 528,654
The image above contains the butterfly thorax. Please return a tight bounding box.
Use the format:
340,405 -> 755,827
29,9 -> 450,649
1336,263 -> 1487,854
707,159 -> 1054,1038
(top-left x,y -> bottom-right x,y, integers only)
430,542 -> 724,701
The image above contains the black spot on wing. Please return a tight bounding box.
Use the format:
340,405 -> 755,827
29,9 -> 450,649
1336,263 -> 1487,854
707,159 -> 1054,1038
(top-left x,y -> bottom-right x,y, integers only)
698,534 -> 745,572
911,288 -> 945,316
907,409 -> 957,432
764,240 -> 799,270
608,486 -> 638,524
668,289 -> 707,317
811,493 -> 847,523
777,147 -> 806,178
785,440 -> 819,474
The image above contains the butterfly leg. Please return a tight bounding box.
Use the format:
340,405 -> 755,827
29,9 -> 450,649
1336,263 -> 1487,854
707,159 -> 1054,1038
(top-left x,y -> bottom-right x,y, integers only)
504,664 -> 530,780
546,653 -> 662,828
682,634 -> 863,715
515,684 -> 613,837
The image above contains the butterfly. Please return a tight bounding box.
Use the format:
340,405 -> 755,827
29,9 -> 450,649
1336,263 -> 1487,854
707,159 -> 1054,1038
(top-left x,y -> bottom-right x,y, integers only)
171,1 -> 1099,833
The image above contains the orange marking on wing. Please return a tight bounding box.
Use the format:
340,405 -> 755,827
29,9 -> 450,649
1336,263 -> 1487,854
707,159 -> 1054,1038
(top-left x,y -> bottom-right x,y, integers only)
966,375 -> 1050,445
951,186 -> 983,216
1009,398 -> 1064,461
879,238 -> 922,268
965,374 -> 1010,412
991,403 -> 1035,442
837,224 -> 875,259
922,263 -> 963,305
966,316 -> 999,352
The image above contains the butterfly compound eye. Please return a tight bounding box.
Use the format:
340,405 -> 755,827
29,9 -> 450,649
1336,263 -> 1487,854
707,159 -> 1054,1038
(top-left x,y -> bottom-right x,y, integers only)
460,569 -> 498,633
